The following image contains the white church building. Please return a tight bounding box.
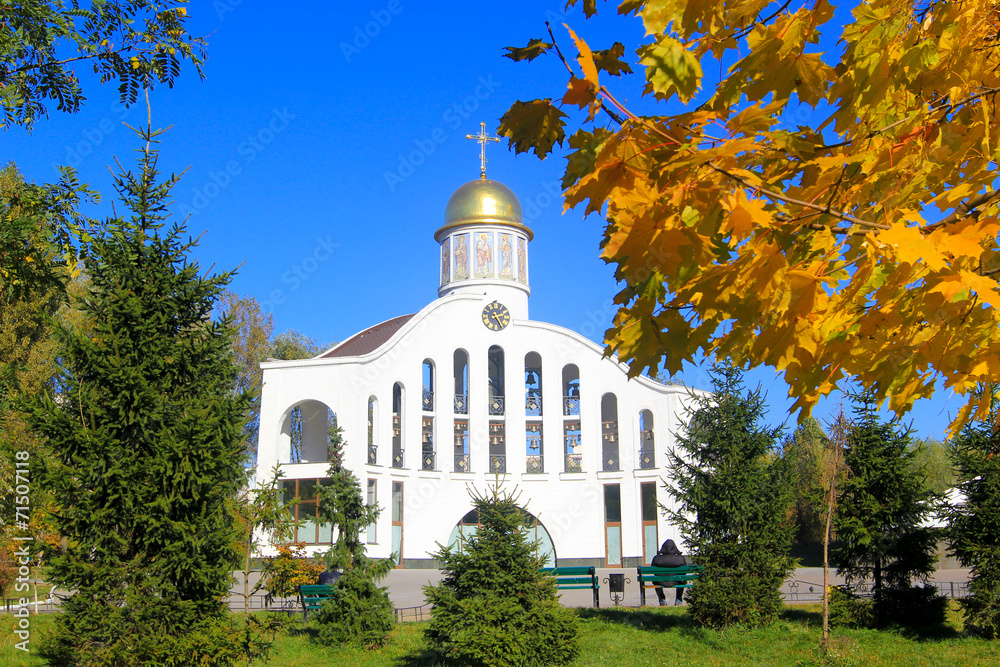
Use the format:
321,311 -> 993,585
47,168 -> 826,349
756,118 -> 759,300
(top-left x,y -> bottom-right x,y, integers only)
255,139 -> 703,568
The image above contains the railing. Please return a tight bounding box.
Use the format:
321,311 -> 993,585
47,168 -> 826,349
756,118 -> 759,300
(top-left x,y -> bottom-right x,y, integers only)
367,444 -> 378,466
489,454 -> 506,474
525,393 -> 542,416
454,394 -> 468,414
421,451 -> 435,471
392,449 -> 404,468
489,396 -> 505,416
454,454 -> 470,472
638,447 -> 655,469
563,396 -> 580,416
526,455 -> 543,473
422,389 -> 433,411
565,453 -> 582,473
779,580 -> 972,603
602,454 -> 619,472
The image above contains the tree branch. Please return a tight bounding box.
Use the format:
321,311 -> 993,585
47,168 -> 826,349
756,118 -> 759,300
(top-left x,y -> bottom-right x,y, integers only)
708,164 -> 891,230
922,188 -> 1000,232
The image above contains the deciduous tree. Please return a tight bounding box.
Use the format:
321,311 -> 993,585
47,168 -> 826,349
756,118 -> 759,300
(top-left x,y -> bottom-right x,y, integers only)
501,0 -> 1000,433
1,0 -> 205,129
215,291 -> 273,457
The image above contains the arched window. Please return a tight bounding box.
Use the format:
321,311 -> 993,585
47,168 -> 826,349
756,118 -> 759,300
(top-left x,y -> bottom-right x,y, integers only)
392,383 -> 404,468
601,393 -> 619,472
524,352 -> 542,416
367,396 -> 378,465
279,400 -> 338,464
639,409 -> 654,469
525,352 -> 543,473
454,349 -> 469,415
422,359 -> 435,412
562,364 -> 580,416
488,345 -> 505,416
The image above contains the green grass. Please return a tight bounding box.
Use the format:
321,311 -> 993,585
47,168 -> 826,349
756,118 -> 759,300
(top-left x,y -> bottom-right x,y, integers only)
2,604 -> 998,666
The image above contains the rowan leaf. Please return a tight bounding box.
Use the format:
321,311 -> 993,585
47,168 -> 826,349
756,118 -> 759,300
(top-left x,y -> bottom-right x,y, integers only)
638,36 -> 701,103
503,38 -> 553,62
498,100 -> 568,159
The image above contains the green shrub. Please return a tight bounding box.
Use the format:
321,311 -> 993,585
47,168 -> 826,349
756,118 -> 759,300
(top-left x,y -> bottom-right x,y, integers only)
828,586 -> 875,629
313,568 -> 395,648
424,484 -> 578,667
957,574 -> 1000,638
828,584 -> 947,630
262,541 -> 325,606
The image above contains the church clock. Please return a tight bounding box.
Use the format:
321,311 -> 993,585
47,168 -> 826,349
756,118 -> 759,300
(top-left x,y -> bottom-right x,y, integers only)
481,300 -> 510,331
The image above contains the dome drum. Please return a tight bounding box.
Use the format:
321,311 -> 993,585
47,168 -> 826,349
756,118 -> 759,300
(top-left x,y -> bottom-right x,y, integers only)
436,178 -> 531,301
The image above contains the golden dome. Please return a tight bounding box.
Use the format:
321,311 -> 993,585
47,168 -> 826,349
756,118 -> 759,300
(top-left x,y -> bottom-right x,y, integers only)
435,179 -> 533,241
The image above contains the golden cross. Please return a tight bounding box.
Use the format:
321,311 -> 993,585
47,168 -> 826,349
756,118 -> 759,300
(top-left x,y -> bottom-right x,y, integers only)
466,121 -> 500,179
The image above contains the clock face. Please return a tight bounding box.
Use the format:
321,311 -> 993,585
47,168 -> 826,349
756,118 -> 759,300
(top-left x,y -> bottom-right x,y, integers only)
481,300 -> 511,331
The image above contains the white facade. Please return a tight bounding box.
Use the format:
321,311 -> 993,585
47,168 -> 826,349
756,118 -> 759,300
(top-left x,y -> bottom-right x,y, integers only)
255,177 -> 703,568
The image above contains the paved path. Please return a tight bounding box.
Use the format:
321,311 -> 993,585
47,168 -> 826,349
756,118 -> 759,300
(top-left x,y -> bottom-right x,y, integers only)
231,566 -> 972,613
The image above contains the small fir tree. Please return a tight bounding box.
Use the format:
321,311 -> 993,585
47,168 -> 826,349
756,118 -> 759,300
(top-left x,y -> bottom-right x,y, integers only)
312,426 -> 395,647
834,388 -> 945,628
24,125 -> 262,666
666,362 -> 794,629
423,483 -> 578,667
944,396 -> 1000,638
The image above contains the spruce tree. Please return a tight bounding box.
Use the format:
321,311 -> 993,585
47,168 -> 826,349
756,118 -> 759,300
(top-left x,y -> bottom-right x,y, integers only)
424,483 -> 578,667
944,400 -> 1000,638
666,362 -> 794,629
313,426 -> 395,647
24,126 -> 257,666
834,388 -> 944,628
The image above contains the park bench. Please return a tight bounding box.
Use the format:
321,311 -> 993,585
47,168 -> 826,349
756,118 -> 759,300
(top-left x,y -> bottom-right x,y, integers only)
541,566 -> 601,608
298,584 -> 337,620
636,565 -> 702,606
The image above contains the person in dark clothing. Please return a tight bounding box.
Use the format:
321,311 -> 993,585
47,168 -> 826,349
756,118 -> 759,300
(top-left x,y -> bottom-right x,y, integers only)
650,539 -> 687,606
317,569 -> 342,586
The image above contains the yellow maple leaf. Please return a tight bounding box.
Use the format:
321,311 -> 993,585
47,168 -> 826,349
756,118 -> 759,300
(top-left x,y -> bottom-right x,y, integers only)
877,224 -> 947,271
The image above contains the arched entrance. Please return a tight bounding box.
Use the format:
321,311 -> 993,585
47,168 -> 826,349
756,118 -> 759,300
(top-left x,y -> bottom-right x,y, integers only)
445,508 -> 556,567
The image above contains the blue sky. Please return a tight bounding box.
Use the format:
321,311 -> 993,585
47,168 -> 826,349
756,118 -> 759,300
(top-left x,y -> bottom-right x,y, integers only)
3,1 -> 963,438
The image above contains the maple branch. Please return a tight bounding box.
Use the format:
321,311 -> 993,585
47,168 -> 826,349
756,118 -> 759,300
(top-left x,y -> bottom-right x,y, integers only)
922,188 -> 1000,232
545,21 -> 627,126
708,164 -> 891,230
545,22 -> 576,78
731,0 -> 793,41
822,86 -> 1000,151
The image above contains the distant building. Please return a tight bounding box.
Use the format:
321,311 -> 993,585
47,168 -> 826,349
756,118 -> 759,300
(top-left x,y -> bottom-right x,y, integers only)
255,162 -> 704,568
